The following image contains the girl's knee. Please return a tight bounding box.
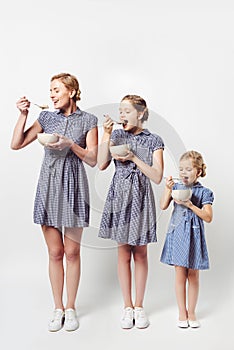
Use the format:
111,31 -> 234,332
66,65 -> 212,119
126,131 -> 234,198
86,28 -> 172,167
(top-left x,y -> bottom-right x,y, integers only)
188,269 -> 199,283
133,246 -> 148,262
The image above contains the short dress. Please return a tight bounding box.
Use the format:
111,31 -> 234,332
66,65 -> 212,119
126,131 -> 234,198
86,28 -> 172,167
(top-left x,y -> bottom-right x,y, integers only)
33,109 -> 98,229
98,128 -> 164,246
160,182 -> 214,270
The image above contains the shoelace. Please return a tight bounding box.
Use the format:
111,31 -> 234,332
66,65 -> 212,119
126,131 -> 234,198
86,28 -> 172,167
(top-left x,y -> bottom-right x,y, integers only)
123,308 -> 133,319
135,309 -> 146,319
52,310 -> 64,322
66,310 -> 76,321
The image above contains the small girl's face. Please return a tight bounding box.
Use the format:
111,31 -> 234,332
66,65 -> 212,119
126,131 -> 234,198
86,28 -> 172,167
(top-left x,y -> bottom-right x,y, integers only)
119,100 -> 142,131
179,158 -> 201,186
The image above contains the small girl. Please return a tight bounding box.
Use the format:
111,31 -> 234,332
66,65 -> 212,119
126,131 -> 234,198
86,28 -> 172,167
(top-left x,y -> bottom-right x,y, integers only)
98,95 -> 164,329
160,150 -> 214,328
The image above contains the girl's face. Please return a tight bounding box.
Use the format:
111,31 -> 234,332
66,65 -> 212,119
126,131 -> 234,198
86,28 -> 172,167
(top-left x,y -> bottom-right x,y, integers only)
179,158 -> 201,186
50,79 -> 74,111
119,100 -> 143,132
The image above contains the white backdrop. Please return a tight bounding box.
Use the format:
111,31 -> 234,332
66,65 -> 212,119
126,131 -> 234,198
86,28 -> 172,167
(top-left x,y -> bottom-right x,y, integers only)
0,1 -> 233,349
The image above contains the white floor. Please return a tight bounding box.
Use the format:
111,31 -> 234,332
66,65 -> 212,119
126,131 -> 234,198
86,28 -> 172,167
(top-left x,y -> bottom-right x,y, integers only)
1,241 -> 233,350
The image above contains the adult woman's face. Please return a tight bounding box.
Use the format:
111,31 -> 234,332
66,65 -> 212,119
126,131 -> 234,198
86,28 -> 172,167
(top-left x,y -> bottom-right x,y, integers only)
50,79 -> 74,111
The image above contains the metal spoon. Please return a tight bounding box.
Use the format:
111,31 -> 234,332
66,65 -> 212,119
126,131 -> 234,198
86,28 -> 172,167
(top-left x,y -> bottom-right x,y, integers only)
103,115 -> 127,125
163,176 -> 181,181
32,102 -> 49,110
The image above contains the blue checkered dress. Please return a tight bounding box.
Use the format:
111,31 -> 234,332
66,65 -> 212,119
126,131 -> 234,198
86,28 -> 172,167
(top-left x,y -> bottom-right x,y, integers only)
98,129 -> 164,246
33,109 -> 97,229
160,182 -> 214,270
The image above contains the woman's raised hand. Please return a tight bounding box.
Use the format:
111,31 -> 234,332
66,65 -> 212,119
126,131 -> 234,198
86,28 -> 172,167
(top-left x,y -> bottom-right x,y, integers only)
16,96 -> 30,114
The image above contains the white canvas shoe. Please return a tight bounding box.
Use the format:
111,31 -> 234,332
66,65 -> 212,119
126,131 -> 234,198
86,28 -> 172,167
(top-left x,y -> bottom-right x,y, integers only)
134,307 -> 150,329
188,319 -> 201,328
177,319 -> 189,328
120,307 -> 134,329
48,309 -> 65,332
64,308 -> 79,331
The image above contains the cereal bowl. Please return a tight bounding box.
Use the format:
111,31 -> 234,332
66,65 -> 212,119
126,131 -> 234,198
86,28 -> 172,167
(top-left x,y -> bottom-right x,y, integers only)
109,144 -> 130,157
37,133 -> 59,146
171,188 -> 192,201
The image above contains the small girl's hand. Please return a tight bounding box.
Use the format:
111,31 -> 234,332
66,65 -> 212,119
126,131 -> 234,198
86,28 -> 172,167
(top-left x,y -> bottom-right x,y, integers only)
46,134 -> 74,150
174,199 -> 192,208
166,176 -> 175,190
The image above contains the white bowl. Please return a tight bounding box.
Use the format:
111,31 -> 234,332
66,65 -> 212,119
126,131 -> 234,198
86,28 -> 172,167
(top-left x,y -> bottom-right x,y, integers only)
109,144 -> 130,156
171,188 -> 192,201
37,133 -> 59,146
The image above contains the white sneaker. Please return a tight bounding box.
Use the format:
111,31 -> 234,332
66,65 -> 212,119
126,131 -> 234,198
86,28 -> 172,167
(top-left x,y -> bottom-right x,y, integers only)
48,309 -> 65,332
188,319 -> 201,328
64,308 -> 79,331
120,307 -> 134,329
134,307 -> 150,329
177,319 -> 189,328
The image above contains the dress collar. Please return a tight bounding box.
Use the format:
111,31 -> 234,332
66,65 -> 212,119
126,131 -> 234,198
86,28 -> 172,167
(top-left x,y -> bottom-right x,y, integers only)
192,181 -> 202,188
55,108 -> 82,117
125,128 -> 150,136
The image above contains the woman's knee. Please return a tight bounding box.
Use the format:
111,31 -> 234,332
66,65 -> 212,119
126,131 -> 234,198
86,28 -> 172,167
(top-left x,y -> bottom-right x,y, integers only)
64,245 -> 80,262
48,247 -> 64,262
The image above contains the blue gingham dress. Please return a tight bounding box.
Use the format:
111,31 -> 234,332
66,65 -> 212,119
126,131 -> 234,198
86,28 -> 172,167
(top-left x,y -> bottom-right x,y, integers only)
33,109 -> 98,229
160,182 -> 214,270
98,128 -> 164,246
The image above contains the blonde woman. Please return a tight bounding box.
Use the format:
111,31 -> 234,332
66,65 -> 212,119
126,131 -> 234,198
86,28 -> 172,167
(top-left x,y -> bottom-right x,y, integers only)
11,73 -> 98,332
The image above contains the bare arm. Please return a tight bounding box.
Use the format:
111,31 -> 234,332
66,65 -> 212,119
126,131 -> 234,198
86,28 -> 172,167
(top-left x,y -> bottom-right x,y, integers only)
160,176 -> 174,209
97,115 -> 114,170
70,127 -> 98,167
176,200 -> 213,223
11,97 -> 43,150
131,148 -> 164,184
114,148 -> 164,185
46,127 -> 98,168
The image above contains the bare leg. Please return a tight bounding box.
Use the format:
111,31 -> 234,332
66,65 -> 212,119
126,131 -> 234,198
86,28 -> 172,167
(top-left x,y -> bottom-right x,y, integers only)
187,269 -> 199,320
64,227 -> 83,310
175,266 -> 188,320
133,245 -> 148,307
42,225 -> 64,310
118,244 -> 133,308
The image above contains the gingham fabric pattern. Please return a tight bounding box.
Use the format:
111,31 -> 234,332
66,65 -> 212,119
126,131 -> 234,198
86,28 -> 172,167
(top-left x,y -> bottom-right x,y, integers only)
33,109 -> 98,228
98,128 -> 164,246
160,182 -> 214,270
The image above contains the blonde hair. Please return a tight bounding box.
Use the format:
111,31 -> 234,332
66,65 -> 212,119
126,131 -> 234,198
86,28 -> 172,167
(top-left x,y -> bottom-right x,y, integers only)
121,94 -> 149,122
180,150 -> 207,177
51,73 -> 81,101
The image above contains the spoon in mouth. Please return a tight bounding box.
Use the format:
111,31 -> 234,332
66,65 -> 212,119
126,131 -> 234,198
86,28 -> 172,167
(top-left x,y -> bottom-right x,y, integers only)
163,176 -> 181,182
103,115 -> 128,125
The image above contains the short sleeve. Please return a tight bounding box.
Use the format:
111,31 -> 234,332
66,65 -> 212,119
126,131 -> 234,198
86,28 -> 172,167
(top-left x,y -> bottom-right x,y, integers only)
202,188 -> 214,205
37,111 -> 48,130
152,134 -> 164,151
87,113 -> 98,131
